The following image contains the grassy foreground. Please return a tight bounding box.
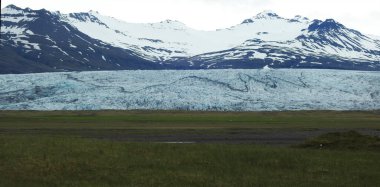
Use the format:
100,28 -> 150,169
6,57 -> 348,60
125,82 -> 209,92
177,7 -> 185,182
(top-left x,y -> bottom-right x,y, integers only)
1,135 -> 380,187
0,110 -> 380,186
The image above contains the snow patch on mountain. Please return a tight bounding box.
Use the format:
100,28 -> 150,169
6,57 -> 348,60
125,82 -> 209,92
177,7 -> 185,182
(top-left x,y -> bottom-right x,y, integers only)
60,10 -> 311,61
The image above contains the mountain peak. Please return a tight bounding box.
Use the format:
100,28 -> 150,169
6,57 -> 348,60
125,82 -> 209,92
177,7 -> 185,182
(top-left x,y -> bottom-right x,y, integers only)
4,4 -> 22,10
89,10 -> 100,14
241,10 -> 281,24
2,4 -> 41,15
156,19 -> 187,28
254,10 -> 281,19
308,19 -> 345,32
241,19 -> 255,24
160,19 -> 183,24
294,15 -> 309,21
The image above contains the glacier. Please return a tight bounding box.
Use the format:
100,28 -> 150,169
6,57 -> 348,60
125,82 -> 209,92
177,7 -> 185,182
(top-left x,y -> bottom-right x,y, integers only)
0,69 -> 379,111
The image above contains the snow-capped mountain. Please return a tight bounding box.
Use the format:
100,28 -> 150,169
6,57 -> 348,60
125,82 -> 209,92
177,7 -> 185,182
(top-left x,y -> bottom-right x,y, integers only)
1,5 -> 380,74
0,5 -> 164,74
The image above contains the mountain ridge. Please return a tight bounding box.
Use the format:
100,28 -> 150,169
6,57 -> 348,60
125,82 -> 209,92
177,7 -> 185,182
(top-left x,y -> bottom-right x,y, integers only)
1,4 -> 380,74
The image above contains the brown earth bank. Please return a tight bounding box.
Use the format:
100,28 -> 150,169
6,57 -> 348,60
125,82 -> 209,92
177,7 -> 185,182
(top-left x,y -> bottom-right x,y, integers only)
1,128 -> 379,146
86,128 -> 380,145
0,110 -> 379,146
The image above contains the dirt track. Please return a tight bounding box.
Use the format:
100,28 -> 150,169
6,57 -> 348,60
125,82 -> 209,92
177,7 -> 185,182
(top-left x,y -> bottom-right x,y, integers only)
87,128 -> 380,146
0,128 -> 379,146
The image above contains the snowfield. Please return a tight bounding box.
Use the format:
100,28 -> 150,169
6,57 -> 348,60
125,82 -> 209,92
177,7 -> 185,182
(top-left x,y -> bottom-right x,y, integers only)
0,69 -> 379,111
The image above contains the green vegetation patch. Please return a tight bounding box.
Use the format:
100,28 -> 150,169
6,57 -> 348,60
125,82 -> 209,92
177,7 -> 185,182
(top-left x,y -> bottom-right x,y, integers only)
1,110 -> 380,129
1,135 -> 380,187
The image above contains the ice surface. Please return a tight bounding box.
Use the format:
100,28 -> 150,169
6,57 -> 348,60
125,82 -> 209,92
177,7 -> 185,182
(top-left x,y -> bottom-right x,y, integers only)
0,69 -> 378,111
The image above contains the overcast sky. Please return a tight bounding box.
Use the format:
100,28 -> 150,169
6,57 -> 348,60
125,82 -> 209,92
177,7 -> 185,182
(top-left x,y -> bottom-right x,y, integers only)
2,0 -> 380,35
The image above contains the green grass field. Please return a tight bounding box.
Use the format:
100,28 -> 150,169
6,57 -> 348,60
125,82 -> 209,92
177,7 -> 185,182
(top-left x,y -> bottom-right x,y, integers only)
1,110 -> 379,129
0,111 -> 380,186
